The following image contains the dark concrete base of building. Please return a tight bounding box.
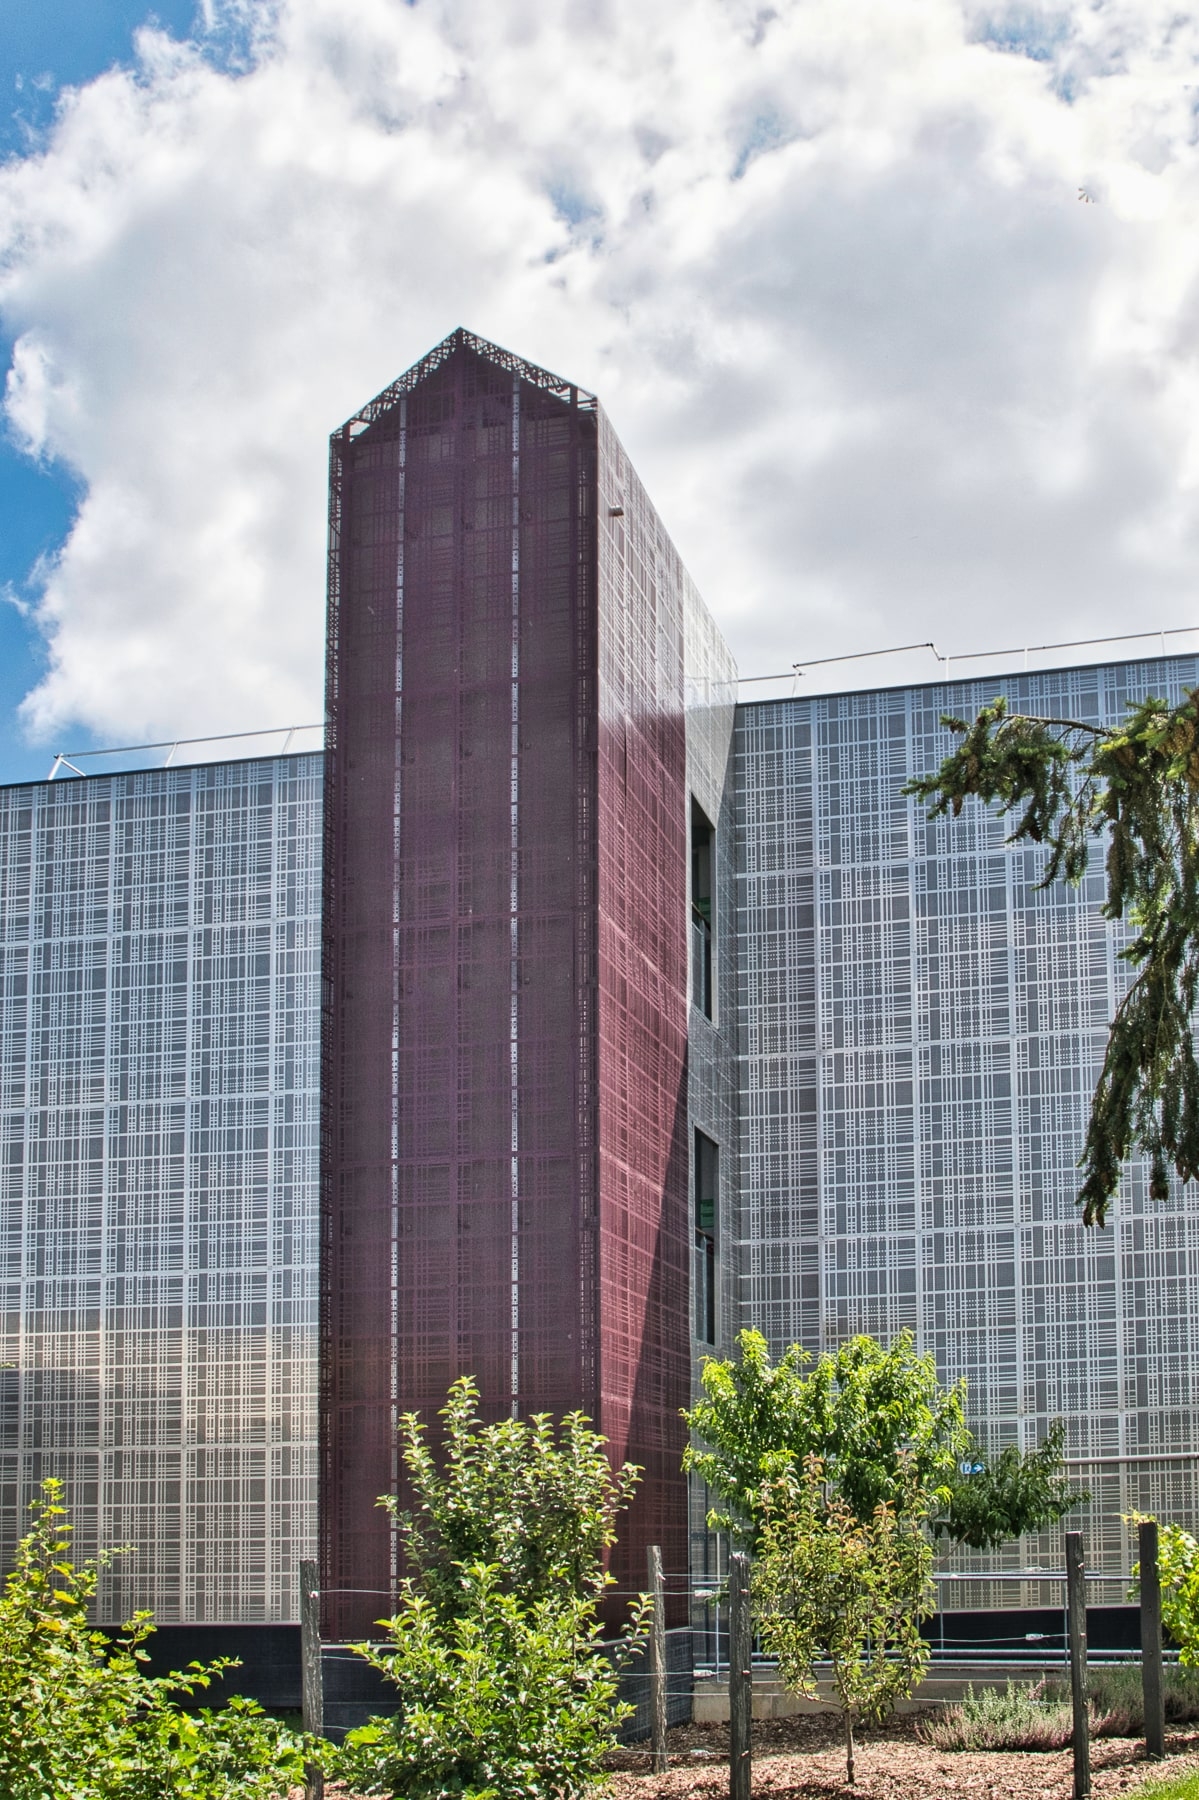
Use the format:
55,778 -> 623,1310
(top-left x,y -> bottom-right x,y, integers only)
321,1647 -> 403,1739
321,1624 -> 697,1741
927,1605 -> 1140,1660
617,1628 -> 696,1741
109,1619 -> 698,1738
129,1625 -> 303,1712
117,1607 -> 1143,1740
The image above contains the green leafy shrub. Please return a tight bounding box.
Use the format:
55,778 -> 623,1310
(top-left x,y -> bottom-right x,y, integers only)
1133,1520 -> 1199,1666
1049,1663 -> 1199,1734
684,1329 -> 970,1545
0,1480 -> 309,1800
339,1563 -> 641,1800
382,1375 -> 641,1616
337,1378 -> 647,1800
937,1422 -> 1085,1550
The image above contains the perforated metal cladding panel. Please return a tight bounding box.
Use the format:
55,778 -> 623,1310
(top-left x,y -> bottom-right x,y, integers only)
734,653 -> 1199,1605
322,408 -> 403,1640
322,336 -> 602,1641
595,415 -> 691,1622
0,756 -> 321,1624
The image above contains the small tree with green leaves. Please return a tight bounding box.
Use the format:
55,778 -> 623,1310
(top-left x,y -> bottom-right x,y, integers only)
754,1456 -> 935,1785
942,1421 -> 1081,1550
338,1377 -> 648,1800
683,1328 -> 1080,1550
684,1329 -> 969,1541
0,1479 -> 308,1800
905,688 -> 1199,1224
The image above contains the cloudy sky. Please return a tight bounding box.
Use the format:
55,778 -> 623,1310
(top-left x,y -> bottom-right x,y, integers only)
2,0 -> 1199,781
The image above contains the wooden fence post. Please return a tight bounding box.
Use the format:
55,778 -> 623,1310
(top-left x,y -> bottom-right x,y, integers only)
1066,1532 -> 1090,1800
647,1544 -> 668,1772
729,1551 -> 752,1800
1139,1519 -> 1166,1760
300,1559 -> 324,1800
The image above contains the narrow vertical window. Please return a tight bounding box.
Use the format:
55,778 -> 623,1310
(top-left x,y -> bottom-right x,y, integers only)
691,799 -> 714,1019
694,1129 -> 718,1345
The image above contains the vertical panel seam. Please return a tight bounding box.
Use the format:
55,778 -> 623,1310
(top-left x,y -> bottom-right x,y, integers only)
510,374 -> 521,1413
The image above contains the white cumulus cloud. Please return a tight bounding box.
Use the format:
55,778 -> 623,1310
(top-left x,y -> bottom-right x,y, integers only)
4,0 -> 1199,742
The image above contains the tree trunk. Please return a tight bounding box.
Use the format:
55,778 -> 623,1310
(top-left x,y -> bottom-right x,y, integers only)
844,1711 -> 855,1787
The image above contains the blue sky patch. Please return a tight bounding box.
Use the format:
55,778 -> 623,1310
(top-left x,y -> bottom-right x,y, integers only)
0,3 -> 216,780
0,401 -> 83,782
968,7 -> 1070,66
732,108 -> 793,181
546,181 -> 602,231
2,2 -> 204,155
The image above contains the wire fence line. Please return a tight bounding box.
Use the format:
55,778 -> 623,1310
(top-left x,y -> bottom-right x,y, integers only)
309,1564 -> 1152,1675
300,1533 -> 1166,1785
302,1525 -> 1174,1800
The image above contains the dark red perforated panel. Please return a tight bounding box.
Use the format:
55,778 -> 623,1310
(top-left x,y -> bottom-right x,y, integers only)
595,414 -> 691,1620
321,331 -> 689,1640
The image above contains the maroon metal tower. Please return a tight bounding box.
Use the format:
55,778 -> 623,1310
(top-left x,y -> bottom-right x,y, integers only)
321,330 -> 690,1640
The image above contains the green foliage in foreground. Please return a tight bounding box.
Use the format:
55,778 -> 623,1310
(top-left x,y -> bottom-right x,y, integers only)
379,1374 -> 641,1618
684,1329 -> 969,1543
906,689 -> 1199,1224
338,1378 -> 648,1800
919,1680 -> 1075,1752
684,1329 -> 1083,1549
339,1562 -> 641,1800
1061,1662 -> 1199,1734
0,1481 -> 308,1800
754,1456 -> 935,1787
1133,1519 -> 1199,1667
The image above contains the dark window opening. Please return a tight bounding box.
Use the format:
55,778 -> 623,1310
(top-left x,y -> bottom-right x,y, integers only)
694,1129 -> 718,1345
691,800 -> 714,1018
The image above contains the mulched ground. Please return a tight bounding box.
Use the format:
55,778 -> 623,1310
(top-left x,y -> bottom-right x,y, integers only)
602,1712 -> 1199,1800
294,1711 -> 1199,1799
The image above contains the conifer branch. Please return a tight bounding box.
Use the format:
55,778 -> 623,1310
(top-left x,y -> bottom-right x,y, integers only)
906,689 -> 1199,1224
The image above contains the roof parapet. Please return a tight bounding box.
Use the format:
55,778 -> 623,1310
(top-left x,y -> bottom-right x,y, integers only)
336,327 -> 598,440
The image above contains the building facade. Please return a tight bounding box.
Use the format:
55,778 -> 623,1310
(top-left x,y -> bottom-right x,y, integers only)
321,331 -> 740,1637
0,753 -> 322,1625
737,655 -> 1199,1609
0,332 -> 1197,1668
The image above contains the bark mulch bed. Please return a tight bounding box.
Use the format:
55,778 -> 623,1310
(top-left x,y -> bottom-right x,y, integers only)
293,1713 -> 1199,1799
602,1713 -> 1199,1800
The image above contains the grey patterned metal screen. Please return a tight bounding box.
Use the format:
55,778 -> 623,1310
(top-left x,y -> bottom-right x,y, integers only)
0,755 -> 322,1621
735,655 -> 1199,1600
